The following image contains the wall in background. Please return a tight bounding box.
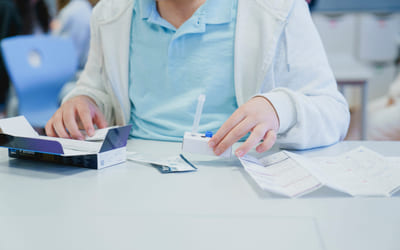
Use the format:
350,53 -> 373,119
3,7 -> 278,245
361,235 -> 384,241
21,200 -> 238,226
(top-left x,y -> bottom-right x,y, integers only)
312,12 -> 400,108
312,0 -> 400,13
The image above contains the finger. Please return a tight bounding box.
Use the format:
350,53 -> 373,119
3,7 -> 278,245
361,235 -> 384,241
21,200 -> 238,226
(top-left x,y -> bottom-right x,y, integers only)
45,119 -> 57,137
235,123 -> 269,157
53,111 -> 71,139
77,104 -> 95,136
209,110 -> 245,148
76,115 -> 103,130
214,118 -> 256,156
93,109 -> 108,129
256,130 -> 277,153
63,107 -> 84,140
77,119 -> 84,130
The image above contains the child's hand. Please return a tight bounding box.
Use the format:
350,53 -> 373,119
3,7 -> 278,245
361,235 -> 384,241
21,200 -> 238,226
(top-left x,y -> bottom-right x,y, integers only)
45,96 -> 108,140
208,96 -> 279,157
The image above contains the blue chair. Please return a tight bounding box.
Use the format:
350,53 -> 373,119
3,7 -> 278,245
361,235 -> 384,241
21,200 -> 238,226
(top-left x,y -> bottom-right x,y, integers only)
1,35 -> 78,127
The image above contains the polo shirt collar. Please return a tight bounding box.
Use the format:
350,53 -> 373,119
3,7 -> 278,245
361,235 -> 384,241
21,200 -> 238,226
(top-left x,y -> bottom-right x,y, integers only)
136,0 -> 154,20
135,0 -> 235,25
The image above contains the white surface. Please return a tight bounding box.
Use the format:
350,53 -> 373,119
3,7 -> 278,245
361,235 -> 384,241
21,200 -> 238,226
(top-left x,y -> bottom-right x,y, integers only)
0,216 -> 321,250
127,153 -> 197,173
0,141 -> 400,250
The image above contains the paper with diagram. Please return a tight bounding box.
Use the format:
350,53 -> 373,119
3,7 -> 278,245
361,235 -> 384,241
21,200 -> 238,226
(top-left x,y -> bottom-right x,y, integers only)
239,147 -> 400,197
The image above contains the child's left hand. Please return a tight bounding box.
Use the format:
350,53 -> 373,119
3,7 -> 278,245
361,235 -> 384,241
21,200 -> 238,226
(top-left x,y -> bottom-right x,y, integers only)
208,96 -> 280,157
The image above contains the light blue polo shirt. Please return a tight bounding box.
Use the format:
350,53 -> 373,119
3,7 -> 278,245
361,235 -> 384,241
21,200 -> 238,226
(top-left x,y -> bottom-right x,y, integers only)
129,0 -> 238,141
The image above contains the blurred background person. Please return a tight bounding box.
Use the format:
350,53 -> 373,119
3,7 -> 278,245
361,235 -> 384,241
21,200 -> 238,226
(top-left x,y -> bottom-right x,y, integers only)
368,72 -> 400,140
14,0 -> 51,35
0,0 -> 22,117
51,0 -> 98,103
51,0 -> 98,69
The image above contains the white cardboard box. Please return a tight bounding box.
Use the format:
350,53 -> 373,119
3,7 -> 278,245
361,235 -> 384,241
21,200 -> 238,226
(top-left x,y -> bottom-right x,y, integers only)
182,132 -> 232,158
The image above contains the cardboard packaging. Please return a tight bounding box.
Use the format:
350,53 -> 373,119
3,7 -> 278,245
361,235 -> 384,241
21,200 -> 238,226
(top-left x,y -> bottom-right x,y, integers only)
0,116 -> 131,169
182,132 -> 232,158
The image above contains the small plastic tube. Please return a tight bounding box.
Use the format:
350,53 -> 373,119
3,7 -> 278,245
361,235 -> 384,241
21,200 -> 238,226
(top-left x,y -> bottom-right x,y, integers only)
191,94 -> 206,135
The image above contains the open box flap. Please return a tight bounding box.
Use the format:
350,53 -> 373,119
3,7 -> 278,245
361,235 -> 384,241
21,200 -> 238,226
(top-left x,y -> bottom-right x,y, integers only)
0,134 -> 64,155
99,125 -> 132,153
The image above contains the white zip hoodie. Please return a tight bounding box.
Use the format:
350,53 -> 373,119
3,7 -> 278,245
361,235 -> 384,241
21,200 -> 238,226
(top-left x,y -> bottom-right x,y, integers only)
64,0 -> 350,149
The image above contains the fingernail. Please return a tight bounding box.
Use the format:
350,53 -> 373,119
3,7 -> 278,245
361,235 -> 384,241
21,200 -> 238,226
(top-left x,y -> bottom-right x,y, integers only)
215,148 -> 221,155
208,141 -> 216,148
235,150 -> 244,158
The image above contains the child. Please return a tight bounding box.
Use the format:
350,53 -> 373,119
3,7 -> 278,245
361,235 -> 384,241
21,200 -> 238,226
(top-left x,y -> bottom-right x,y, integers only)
46,0 -> 350,157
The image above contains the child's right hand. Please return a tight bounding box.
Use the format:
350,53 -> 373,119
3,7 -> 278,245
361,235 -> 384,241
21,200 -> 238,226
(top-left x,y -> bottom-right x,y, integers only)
45,95 -> 108,140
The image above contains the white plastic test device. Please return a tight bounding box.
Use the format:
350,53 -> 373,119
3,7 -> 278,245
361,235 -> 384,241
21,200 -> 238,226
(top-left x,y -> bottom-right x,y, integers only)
182,95 -> 232,158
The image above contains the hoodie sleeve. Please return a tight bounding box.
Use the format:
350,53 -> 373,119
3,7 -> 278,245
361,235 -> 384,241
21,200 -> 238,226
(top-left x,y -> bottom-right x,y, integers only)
259,0 -> 350,149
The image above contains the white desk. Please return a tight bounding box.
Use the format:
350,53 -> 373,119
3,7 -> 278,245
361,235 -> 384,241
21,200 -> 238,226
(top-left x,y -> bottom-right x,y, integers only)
0,140 -> 399,250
